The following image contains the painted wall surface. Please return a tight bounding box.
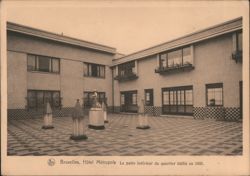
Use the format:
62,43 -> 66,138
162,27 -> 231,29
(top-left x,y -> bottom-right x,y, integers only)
7,32 -> 113,65
83,66 -> 113,106
61,59 -> 83,107
7,51 -> 27,109
7,32 -> 114,109
113,33 -> 242,108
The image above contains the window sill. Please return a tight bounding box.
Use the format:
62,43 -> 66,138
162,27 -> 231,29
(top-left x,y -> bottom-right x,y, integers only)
27,70 -> 60,75
84,75 -> 105,79
114,74 -> 138,82
155,64 -> 194,75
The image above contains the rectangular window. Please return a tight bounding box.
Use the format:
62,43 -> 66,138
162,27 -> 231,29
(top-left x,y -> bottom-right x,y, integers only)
27,90 -> 61,109
83,91 -> 106,108
206,83 -> 223,106
159,46 -> 192,68
162,86 -> 193,115
27,54 -> 60,73
145,89 -> 153,106
118,61 -> 136,76
84,63 -> 105,78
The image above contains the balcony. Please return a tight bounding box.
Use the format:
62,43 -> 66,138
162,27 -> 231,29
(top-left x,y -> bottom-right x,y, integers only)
155,62 -> 194,75
114,72 -> 138,82
232,50 -> 242,63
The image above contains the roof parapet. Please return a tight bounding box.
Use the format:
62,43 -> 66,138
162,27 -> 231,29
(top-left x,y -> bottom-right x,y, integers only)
111,17 -> 242,66
7,22 -> 116,54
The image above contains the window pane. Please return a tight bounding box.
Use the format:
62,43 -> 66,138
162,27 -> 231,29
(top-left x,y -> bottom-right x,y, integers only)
88,64 -> 92,76
183,47 -> 192,65
170,91 -> 175,104
207,86 -> 223,106
132,93 -> 137,105
180,90 -> 185,105
44,91 -> 52,105
52,59 -> 59,73
37,91 -> 44,108
237,32 -> 242,51
38,56 -> 50,72
121,94 -> 125,105
27,55 -> 36,71
168,50 -> 182,67
52,92 -> 60,107
163,91 -> 169,105
160,53 -> 167,67
92,65 -> 98,77
27,91 -> 36,108
100,66 -> 105,77
185,90 -> 193,105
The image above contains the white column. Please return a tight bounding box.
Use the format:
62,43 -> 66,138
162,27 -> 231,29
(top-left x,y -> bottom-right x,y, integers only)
156,54 -> 160,67
232,33 -> 237,53
134,60 -> 138,75
190,45 -> 194,65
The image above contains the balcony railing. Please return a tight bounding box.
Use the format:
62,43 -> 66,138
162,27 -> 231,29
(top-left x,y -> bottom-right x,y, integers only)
232,50 -> 242,63
114,72 -> 138,82
155,62 -> 194,74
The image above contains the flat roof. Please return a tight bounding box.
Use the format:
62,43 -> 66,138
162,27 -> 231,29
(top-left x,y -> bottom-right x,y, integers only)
111,17 -> 242,66
7,22 -> 116,54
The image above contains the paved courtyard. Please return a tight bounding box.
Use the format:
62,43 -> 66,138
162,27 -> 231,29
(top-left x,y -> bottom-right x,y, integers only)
7,114 -> 242,156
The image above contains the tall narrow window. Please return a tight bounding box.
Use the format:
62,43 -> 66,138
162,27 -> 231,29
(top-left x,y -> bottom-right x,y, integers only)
145,89 -> 153,106
206,83 -> 223,106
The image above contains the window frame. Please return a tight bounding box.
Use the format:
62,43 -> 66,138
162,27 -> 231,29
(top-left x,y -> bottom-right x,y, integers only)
159,46 -> 192,68
27,89 -> 61,110
118,61 -> 136,76
206,83 -> 223,106
162,85 -> 193,115
84,62 -> 105,78
144,89 -> 154,106
27,54 -> 60,74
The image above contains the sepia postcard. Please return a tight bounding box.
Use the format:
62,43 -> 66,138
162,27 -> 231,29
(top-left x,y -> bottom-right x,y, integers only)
1,0 -> 249,175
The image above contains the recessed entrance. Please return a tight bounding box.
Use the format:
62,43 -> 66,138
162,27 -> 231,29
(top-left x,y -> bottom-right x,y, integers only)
120,90 -> 138,113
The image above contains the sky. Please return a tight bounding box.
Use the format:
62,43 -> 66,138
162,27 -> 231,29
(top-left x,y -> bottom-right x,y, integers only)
4,0 -> 248,55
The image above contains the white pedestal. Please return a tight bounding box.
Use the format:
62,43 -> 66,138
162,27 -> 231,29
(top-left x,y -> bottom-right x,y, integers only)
88,108 -> 105,130
42,114 -> 54,129
104,111 -> 108,123
136,114 -> 150,130
70,118 -> 87,140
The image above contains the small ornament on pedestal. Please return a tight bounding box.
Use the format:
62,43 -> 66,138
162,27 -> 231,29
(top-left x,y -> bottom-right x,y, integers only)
70,99 -> 88,140
136,99 -> 150,130
42,102 -> 54,129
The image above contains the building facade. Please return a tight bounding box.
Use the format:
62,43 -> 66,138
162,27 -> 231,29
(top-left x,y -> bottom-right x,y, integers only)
7,22 -> 116,119
7,17 -> 243,121
111,17 -> 242,121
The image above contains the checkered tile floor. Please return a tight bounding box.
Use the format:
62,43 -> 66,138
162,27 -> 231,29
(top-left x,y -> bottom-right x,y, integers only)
7,114 -> 242,156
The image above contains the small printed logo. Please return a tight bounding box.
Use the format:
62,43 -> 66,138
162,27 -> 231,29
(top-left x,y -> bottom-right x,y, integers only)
48,158 -> 56,166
